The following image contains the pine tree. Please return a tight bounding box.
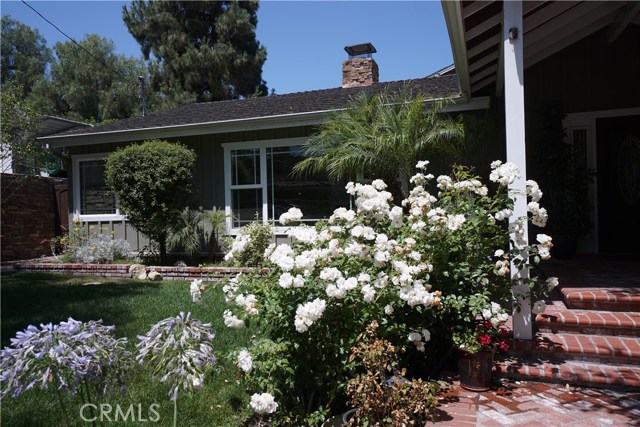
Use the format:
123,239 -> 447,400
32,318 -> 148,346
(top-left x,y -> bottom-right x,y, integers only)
123,0 -> 268,107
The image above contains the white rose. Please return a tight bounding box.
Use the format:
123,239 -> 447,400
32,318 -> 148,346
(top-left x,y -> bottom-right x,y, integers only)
250,393 -> 278,414
532,300 -> 547,315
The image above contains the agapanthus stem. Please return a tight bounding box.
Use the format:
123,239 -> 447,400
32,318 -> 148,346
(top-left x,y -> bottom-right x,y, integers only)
54,386 -> 72,427
83,380 -> 98,427
173,394 -> 178,427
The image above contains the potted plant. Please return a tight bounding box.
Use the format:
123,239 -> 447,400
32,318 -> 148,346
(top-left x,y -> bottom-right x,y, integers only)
453,305 -> 510,392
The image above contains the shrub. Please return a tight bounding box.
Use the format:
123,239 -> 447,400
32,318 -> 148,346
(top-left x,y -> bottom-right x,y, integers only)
104,140 -> 196,264
346,321 -> 441,427
45,221 -> 133,264
210,160 -> 553,424
74,233 -> 131,264
204,207 -> 230,260
224,219 -> 273,267
167,207 -> 231,263
167,208 -> 205,261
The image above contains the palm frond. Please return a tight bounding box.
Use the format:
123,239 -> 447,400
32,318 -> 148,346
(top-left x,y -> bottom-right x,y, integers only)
168,208 -> 204,259
293,84 -> 465,195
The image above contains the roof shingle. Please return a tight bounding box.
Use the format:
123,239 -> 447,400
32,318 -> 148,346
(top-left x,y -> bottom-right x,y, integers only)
55,74 -> 460,137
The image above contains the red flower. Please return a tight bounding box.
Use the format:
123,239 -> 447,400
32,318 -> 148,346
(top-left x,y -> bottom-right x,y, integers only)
477,334 -> 492,346
499,339 -> 510,352
485,321 -> 493,329
499,328 -> 509,336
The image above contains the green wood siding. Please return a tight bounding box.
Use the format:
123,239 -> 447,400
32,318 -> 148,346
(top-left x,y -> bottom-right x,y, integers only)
66,126 -> 315,250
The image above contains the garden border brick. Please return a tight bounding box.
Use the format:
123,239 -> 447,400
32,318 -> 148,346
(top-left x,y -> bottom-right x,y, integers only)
14,262 -> 267,282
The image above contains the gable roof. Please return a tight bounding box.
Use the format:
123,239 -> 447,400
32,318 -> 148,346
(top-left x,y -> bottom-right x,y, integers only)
40,74 -> 474,147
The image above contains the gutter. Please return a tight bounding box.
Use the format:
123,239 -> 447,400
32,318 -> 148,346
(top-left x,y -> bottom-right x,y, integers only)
442,0 -> 471,96
40,109 -> 335,148
39,95 -> 490,148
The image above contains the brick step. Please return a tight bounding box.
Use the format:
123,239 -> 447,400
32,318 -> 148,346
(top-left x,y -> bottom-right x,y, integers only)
493,357 -> 640,390
562,287 -> 640,312
536,309 -> 640,337
510,332 -> 640,365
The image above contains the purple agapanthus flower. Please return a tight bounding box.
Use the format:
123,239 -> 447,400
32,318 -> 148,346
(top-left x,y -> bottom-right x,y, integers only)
0,318 -> 131,399
136,312 -> 216,401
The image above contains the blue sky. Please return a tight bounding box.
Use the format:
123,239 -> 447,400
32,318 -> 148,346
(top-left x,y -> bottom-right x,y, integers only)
1,1 -> 453,95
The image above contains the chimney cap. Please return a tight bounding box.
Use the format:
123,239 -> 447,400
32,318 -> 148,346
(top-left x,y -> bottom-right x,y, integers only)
344,42 -> 377,58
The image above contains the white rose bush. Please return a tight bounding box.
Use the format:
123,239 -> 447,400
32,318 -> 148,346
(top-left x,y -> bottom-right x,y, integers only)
203,160 -> 554,425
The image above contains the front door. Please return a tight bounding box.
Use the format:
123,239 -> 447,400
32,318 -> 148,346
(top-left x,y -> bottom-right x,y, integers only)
596,115 -> 640,256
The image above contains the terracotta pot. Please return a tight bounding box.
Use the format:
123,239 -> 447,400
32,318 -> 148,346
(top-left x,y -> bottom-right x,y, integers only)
458,349 -> 494,391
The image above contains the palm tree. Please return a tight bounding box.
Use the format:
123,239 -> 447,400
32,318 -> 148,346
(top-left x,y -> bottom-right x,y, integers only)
292,84 -> 464,201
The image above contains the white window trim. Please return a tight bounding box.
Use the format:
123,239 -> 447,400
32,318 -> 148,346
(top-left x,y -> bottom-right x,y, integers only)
72,153 -> 123,222
223,137 -> 311,234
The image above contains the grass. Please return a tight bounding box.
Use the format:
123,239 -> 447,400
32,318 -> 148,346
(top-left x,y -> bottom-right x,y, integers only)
1,271 -> 260,427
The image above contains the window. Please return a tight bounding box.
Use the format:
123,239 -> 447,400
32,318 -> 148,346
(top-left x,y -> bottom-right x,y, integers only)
73,154 -> 121,220
224,139 -> 350,230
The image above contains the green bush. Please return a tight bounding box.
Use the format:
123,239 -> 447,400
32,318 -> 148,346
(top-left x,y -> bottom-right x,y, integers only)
104,140 -> 196,264
224,220 -> 273,267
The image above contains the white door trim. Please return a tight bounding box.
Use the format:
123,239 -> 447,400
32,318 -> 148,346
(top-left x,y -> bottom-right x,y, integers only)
563,107 -> 640,254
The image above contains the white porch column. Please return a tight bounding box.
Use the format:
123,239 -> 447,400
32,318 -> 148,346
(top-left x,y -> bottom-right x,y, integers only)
503,1 -> 532,340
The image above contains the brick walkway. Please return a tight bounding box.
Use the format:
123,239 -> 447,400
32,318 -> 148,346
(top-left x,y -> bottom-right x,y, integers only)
432,380 -> 640,427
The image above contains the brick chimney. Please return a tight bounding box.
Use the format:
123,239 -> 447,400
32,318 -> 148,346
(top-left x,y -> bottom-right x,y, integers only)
342,43 -> 379,88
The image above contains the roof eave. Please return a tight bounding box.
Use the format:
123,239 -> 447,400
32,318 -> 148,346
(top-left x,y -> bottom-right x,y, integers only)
39,109 -> 335,148
442,0 -> 471,96
40,93 -> 489,149
41,115 -> 93,127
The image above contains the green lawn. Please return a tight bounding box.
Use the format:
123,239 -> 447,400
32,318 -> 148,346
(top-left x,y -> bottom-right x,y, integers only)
1,272 -> 259,427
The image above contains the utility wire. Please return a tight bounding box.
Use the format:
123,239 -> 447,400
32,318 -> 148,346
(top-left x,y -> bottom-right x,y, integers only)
21,0 -> 140,84
21,0 -> 148,111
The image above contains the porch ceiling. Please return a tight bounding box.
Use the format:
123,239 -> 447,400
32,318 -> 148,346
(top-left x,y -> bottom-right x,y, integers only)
443,1 -> 640,95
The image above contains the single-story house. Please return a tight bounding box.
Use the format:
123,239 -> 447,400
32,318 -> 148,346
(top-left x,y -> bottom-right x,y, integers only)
38,44 -> 489,248
37,1 -> 640,258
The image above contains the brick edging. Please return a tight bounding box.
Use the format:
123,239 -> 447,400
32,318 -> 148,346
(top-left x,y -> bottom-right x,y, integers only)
13,263 -> 267,282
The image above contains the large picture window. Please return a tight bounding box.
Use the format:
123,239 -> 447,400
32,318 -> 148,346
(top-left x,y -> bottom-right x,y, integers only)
73,154 -> 121,220
224,139 -> 350,230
